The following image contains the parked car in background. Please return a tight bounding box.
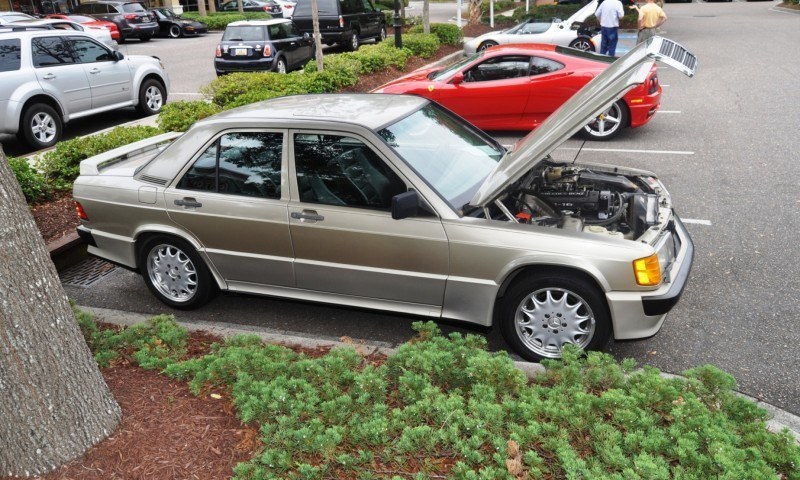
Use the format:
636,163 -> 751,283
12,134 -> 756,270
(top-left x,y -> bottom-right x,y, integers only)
272,0 -> 296,17
73,1 -> 158,43
14,18 -> 118,49
46,14 -> 120,40
214,19 -> 313,75
148,7 -> 207,38
0,29 -> 169,149
0,11 -> 35,25
464,0 -> 601,54
292,0 -> 385,50
219,0 -> 283,15
72,37 -> 696,362
374,43 -> 662,140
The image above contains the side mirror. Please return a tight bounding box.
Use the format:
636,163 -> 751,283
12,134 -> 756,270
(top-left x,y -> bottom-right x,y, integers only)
451,72 -> 464,85
113,50 -> 124,61
391,190 -> 419,220
303,32 -> 310,39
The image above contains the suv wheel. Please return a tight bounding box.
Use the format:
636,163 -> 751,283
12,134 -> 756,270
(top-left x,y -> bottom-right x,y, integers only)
19,103 -> 62,150
376,25 -> 386,43
348,31 -> 359,51
168,25 -> 182,38
136,79 -> 166,116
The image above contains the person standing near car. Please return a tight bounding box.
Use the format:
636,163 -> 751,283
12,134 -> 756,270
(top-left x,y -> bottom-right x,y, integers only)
631,0 -> 667,44
594,0 -> 625,57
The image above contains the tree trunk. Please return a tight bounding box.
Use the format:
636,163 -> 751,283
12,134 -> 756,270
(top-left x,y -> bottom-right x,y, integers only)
198,0 -> 207,18
311,0 -> 324,71
0,148 -> 121,477
237,0 -> 244,14
423,0 -> 430,34
468,0 -> 481,25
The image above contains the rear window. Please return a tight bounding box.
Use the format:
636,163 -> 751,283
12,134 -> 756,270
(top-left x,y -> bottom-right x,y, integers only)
68,15 -> 95,22
293,0 -> 338,17
222,25 -> 265,41
122,2 -> 147,12
0,39 -> 22,72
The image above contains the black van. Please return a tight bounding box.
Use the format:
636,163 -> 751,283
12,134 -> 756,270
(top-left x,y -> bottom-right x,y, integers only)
291,0 -> 386,51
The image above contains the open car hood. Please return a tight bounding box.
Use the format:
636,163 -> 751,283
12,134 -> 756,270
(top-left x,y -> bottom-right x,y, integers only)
566,0 -> 599,25
470,36 -> 697,208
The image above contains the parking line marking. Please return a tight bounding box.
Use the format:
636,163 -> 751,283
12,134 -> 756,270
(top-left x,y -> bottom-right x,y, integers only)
682,218 -> 712,226
658,110 -> 681,113
559,147 -> 694,155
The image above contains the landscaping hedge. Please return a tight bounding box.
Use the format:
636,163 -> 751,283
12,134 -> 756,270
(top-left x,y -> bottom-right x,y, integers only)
408,22 -> 463,46
157,101 -> 222,132
180,11 -> 272,30
8,156 -> 50,203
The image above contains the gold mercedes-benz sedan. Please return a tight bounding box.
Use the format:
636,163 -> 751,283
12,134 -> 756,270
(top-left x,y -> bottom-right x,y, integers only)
73,37 -> 697,361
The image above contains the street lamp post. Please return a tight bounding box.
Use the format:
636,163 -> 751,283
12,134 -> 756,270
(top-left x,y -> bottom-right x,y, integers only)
393,0 -> 402,48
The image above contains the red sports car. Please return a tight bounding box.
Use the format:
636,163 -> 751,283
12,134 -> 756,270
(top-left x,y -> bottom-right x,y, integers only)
46,14 -> 120,40
373,44 -> 661,140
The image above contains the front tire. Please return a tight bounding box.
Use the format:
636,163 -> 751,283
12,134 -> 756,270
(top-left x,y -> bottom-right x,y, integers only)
478,40 -> 498,51
136,78 -> 166,116
168,24 -> 182,38
582,100 -> 628,141
569,37 -> 594,52
348,31 -> 359,51
138,236 -> 216,310
19,103 -> 62,150
500,272 -> 611,361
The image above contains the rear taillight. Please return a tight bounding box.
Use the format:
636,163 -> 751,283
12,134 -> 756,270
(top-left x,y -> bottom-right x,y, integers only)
263,44 -> 271,56
339,15 -> 344,28
262,5 -> 269,10
124,13 -> 137,20
216,44 -> 221,57
284,3 -> 293,8
75,202 -> 89,221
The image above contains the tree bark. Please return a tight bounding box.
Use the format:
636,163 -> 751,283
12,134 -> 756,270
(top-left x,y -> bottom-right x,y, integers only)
468,0 -> 481,25
311,0 -> 324,71
423,0 -> 430,34
0,148 -> 121,477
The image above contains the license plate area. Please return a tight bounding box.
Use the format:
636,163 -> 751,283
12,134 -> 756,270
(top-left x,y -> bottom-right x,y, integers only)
233,48 -> 249,56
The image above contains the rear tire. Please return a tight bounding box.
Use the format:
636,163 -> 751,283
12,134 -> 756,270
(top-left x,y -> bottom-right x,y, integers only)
500,272 -> 611,362
274,57 -> 287,73
136,78 -> 166,116
138,236 -> 217,310
348,31 -> 359,51
168,24 -> 182,38
19,103 -> 62,150
582,100 -> 628,141
375,25 -> 386,43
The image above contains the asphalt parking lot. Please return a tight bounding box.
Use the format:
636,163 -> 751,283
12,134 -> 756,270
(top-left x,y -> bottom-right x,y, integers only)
59,1 -> 800,414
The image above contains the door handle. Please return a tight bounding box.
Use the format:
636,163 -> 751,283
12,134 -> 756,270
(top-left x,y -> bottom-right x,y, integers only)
291,210 -> 324,222
174,197 -> 202,208
89,68 -> 101,74
42,73 -> 56,80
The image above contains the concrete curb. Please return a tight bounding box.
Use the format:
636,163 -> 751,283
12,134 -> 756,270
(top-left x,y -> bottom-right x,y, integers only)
80,304 -> 799,444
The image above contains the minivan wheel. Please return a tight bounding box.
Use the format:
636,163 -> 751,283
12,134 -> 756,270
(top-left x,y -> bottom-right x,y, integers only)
348,31 -> 359,51
138,236 -> 216,310
19,103 -> 62,149
136,78 -> 166,116
168,24 -> 182,38
275,57 -> 287,73
499,273 -> 611,361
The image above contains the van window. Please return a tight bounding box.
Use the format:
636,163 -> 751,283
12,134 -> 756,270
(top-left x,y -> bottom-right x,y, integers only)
293,0 -> 338,17
0,39 -> 22,72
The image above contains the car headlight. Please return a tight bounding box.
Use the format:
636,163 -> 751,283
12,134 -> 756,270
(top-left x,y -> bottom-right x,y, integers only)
633,253 -> 661,286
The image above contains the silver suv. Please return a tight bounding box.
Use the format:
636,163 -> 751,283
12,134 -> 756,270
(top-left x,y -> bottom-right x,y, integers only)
0,28 -> 169,149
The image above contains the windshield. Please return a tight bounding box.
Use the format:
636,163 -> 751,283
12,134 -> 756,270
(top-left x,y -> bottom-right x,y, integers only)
378,104 -> 503,211
222,25 -> 264,41
504,19 -> 551,34
430,51 -> 484,81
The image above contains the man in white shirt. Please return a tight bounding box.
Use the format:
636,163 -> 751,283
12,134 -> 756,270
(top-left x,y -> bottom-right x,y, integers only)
594,0 -> 625,56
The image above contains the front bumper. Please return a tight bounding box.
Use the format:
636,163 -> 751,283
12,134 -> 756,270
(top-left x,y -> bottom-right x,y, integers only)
606,214 -> 694,339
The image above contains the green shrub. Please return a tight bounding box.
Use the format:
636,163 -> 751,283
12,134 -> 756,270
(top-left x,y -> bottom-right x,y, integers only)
180,11 -> 272,30
157,100 -> 222,132
36,125 -> 162,189
340,43 -> 410,73
202,71 -> 318,108
408,22 -> 463,45
7,156 -> 51,203
400,33 -> 440,58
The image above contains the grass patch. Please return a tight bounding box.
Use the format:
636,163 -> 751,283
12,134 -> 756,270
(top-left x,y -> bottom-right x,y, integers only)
77,311 -> 800,479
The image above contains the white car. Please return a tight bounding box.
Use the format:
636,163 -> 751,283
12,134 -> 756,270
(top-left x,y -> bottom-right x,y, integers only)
0,11 -> 34,25
13,18 -> 118,49
464,0 -> 602,54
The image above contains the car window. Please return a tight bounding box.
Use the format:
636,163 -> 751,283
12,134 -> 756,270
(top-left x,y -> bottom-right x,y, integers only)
268,24 -> 286,39
31,36 -> 76,67
0,39 -> 22,72
294,0 -> 337,16
340,0 -> 361,15
69,37 -> 113,63
294,133 -> 406,209
530,56 -> 564,75
122,2 -> 146,12
51,22 -> 81,31
177,132 -> 283,199
518,22 -> 550,34
464,55 -> 531,83
279,22 -> 295,38
222,25 -> 264,41
360,0 -> 374,12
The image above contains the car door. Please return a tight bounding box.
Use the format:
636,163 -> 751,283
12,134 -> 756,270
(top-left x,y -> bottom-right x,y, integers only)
68,36 -> 132,107
267,23 -> 292,65
30,36 -> 92,115
523,55 -> 580,128
437,54 -> 533,130
282,21 -> 311,68
164,130 -> 295,287
358,0 -> 380,37
287,130 -> 450,307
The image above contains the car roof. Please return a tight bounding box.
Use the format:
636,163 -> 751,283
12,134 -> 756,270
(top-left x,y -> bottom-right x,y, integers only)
227,18 -> 290,26
0,27 -> 92,38
202,94 -> 429,131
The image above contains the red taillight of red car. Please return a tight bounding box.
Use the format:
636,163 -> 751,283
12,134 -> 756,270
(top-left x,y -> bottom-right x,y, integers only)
263,44 -> 271,56
75,202 -> 89,221
262,5 -> 270,10
216,44 -> 222,57
124,13 -> 137,20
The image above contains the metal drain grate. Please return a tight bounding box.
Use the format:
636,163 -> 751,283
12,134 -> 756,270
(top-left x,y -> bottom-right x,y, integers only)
60,257 -> 117,287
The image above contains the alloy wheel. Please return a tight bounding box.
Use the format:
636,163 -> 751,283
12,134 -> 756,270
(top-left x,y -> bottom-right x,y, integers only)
30,112 -> 57,144
145,85 -> 163,111
146,244 -> 198,303
584,102 -> 623,138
